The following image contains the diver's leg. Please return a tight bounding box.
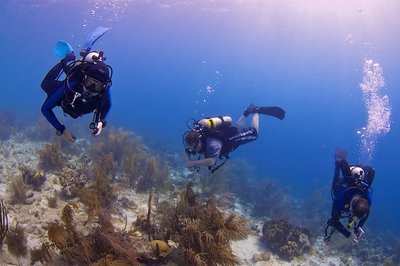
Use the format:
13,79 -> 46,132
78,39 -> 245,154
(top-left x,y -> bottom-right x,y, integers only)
251,113 -> 259,134
41,62 -> 65,95
42,62 -> 64,82
236,115 -> 246,127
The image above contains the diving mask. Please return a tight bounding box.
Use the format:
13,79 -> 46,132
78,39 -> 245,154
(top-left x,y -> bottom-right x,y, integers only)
83,77 -> 106,93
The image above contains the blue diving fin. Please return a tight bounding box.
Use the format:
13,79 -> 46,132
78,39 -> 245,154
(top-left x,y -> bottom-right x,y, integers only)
82,26 -> 110,51
54,40 -> 74,58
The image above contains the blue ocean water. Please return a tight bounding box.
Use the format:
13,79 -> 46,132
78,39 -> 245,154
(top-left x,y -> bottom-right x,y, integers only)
0,0 -> 399,237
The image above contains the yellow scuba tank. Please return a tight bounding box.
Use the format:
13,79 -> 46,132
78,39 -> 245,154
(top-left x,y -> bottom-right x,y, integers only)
197,116 -> 232,129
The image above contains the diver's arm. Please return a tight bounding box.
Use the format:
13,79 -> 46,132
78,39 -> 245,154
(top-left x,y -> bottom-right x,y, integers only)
358,193 -> 371,229
332,161 -> 341,190
41,57 -> 73,84
188,158 -> 215,168
98,90 -> 111,122
339,159 -> 352,177
331,203 -> 351,238
357,211 -> 369,229
42,62 -> 64,82
41,86 -> 66,133
184,152 -> 215,169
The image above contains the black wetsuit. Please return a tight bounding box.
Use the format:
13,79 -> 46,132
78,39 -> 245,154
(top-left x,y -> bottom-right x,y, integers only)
191,124 -> 259,173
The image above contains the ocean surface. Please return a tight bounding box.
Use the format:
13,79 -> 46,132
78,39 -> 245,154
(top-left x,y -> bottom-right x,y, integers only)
1,0 -> 399,240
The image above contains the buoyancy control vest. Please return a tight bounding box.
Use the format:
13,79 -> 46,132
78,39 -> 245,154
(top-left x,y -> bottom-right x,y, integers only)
60,59 -> 112,117
335,165 -> 375,194
194,116 -> 239,155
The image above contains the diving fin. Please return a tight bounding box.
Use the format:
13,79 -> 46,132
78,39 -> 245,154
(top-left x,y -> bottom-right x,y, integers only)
54,40 -> 74,58
82,26 -> 111,51
256,106 -> 286,120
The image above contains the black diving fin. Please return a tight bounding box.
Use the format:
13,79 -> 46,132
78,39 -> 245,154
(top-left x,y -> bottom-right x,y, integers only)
256,106 -> 286,120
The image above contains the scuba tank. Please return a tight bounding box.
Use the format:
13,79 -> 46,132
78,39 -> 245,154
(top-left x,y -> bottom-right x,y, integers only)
197,116 -> 232,129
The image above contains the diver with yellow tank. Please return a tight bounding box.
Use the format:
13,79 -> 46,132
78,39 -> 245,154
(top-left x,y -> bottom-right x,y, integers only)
183,103 -> 285,173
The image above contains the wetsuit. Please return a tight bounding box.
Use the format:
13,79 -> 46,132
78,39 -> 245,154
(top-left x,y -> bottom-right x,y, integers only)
201,124 -> 258,172
330,159 -> 372,238
41,60 -> 111,134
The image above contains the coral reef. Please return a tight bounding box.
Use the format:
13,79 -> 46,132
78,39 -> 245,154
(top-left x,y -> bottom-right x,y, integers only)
262,219 -> 291,251
86,127 -> 171,193
37,140 -> 65,171
46,195 -> 58,208
262,219 -> 311,261
58,166 -> 88,199
0,109 -> 17,140
87,127 -> 141,167
47,204 -> 139,265
8,176 -> 33,205
136,156 -> 171,193
93,153 -> 117,182
159,183 -> 249,265
4,223 -> 27,257
19,165 -> 46,191
76,170 -> 115,219
29,242 -> 52,265
217,192 -> 236,210
0,200 -> 8,247
252,251 -> 272,263
121,135 -> 148,186
2,116 -> 396,266
394,238 -> 400,264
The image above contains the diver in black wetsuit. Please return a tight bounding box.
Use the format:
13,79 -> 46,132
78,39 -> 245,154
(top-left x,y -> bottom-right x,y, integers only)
183,103 -> 286,173
324,148 -> 375,244
41,50 -> 112,141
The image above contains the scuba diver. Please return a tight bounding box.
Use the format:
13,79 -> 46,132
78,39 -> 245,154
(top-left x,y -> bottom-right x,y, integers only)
324,148 -> 375,244
41,49 -> 112,141
183,103 -> 285,173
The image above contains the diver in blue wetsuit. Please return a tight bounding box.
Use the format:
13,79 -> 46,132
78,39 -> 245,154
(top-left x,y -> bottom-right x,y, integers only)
324,148 -> 375,244
41,50 -> 112,141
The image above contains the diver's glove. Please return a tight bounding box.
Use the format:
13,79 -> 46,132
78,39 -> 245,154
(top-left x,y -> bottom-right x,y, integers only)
62,129 -> 77,142
335,148 -> 347,162
188,166 -> 200,173
100,119 -> 107,128
90,121 -> 104,136
60,51 -> 76,67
